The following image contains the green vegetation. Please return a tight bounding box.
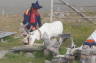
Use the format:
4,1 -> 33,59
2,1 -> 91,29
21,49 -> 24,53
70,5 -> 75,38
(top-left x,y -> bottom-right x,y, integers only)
0,36 -> 22,50
0,53 -> 45,63
0,15 -> 96,63
63,21 -> 95,46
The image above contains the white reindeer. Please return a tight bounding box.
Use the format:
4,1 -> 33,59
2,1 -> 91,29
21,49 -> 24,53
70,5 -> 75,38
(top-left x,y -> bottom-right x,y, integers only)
23,21 -> 63,45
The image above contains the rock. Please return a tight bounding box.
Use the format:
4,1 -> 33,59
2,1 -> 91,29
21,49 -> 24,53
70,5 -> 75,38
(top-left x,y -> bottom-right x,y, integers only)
44,60 -> 51,63
0,50 -> 8,59
28,62 -> 33,63
25,52 -> 35,58
44,49 -> 50,56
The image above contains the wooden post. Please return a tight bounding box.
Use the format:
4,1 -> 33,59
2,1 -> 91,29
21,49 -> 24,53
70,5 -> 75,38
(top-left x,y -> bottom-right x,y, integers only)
80,48 -> 96,63
50,0 -> 53,22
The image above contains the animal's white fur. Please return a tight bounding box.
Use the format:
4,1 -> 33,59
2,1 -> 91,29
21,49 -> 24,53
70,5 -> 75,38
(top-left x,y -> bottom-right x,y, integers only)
26,21 -> 63,45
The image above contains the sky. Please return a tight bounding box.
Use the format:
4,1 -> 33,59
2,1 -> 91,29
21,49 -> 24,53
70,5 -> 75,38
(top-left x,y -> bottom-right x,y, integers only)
0,0 -> 96,14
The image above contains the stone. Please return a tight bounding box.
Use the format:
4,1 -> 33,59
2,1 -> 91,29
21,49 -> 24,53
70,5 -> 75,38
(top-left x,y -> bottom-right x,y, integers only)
25,52 -> 35,58
44,49 -> 50,56
0,50 -> 8,59
44,60 -> 51,63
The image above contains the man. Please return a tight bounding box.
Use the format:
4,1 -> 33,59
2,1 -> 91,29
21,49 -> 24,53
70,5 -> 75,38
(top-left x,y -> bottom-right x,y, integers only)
29,0 -> 42,31
22,0 -> 42,32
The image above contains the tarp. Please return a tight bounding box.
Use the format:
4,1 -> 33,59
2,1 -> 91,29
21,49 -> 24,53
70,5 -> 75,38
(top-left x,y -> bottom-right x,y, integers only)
0,32 -> 16,39
87,30 -> 96,42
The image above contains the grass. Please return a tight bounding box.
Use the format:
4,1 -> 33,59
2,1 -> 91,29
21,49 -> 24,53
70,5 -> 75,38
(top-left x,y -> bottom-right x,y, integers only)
0,14 -> 96,63
0,53 -> 45,63
0,49 -> 52,63
0,22 -> 95,63
63,21 -> 95,46
0,36 -> 22,50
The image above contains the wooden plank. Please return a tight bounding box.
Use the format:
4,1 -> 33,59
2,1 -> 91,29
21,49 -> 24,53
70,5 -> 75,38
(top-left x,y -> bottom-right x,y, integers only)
10,44 -> 44,52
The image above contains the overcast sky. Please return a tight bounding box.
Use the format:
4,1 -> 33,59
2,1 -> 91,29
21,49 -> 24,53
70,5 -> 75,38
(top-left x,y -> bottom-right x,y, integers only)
0,0 -> 96,14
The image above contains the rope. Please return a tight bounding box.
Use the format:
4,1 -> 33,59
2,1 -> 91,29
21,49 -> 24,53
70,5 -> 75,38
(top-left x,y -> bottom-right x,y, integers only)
37,29 -> 42,39
59,0 -> 96,25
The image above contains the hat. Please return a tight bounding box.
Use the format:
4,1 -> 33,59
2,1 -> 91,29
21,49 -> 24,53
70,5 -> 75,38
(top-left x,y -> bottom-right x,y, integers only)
31,0 -> 42,9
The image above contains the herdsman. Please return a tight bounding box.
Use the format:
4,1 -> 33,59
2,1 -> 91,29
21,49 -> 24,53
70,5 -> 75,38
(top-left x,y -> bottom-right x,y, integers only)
29,0 -> 42,31
22,0 -> 42,33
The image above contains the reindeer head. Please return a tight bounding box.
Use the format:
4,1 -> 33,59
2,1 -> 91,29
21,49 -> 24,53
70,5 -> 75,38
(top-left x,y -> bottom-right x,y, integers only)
23,30 -> 40,45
